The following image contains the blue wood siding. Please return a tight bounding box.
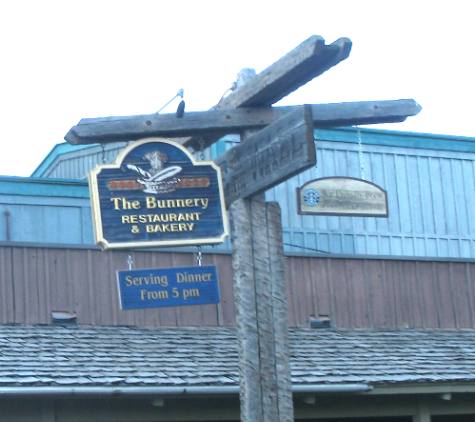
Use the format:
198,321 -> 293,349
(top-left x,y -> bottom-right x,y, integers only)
267,137 -> 475,258
32,142 -> 127,179
11,128 -> 475,258
0,178 -> 93,245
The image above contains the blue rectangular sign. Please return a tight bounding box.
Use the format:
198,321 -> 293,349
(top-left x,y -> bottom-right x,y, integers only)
117,265 -> 220,310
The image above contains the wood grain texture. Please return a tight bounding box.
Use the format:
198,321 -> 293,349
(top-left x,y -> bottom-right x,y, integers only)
65,99 -> 420,146
65,107 -> 285,145
224,65 -> 295,421
251,197 -> 279,421
217,36 -> 351,108
230,198 -> 263,420
217,105 -> 315,206
2,245 -> 475,329
267,202 -> 293,420
0,247 -> 14,322
66,35 -> 351,150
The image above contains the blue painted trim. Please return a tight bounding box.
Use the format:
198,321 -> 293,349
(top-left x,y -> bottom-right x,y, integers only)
1,240 -> 474,263
31,130 -> 475,180
31,143 -> 95,177
314,127 -> 475,153
0,176 -> 89,198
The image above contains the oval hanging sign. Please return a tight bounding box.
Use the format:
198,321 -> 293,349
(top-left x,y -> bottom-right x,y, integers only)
89,138 -> 229,249
297,177 -> 388,217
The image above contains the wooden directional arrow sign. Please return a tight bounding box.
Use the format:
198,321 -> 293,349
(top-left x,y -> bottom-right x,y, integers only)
217,105 -> 315,207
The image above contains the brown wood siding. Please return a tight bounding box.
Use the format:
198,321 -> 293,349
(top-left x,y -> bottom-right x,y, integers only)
1,245 -> 474,329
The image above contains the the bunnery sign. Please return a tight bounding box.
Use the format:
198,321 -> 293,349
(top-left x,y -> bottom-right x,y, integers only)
89,138 -> 228,249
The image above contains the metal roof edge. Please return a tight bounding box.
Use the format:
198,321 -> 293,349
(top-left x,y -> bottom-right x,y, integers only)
5,382 -> 475,398
1,241 -> 475,263
0,176 -> 89,198
0,384 -> 372,397
283,250 -> 475,263
314,127 -> 475,153
369,382 -> 475,396
30,143 -> 95,177
30,129 -> 475,180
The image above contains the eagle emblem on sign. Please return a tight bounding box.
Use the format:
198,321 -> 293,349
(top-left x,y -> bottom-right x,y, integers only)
126,150 -> 182,194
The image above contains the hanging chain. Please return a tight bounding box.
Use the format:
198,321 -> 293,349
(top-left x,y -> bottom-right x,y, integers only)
100,144 -> 106,164
127,255 -> 134,270
198,139 -> 205,160
195,249 -> 203,267
356,126 -> 366,180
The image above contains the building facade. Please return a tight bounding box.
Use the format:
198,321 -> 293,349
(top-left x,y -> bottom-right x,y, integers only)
25,127 -> 475,258
1,127 -> 475,421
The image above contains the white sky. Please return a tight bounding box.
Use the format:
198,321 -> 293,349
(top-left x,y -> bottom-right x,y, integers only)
0,0 -> 473,177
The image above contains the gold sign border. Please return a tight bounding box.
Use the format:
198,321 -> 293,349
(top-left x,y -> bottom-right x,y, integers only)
89,137 -> 229,249
296,176 -> 388,217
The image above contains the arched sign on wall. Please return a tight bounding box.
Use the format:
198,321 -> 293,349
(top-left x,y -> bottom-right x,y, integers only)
297,177 -> 388,217
89,138 -> 228,249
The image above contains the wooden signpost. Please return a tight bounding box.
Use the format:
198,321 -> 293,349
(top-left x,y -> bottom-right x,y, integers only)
66,35 -> 421,422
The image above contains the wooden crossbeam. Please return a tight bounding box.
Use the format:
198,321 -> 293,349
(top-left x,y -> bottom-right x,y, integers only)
65,35 -> 354,149
216,36 -> 352,108
181,35 -> 351,151
65,99 -> 421,145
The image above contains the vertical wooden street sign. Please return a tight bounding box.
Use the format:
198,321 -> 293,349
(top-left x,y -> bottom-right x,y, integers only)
230,70 -> 294,421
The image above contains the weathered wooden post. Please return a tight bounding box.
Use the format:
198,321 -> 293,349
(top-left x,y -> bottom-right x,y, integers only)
228,69 -> 293,421
215,71 -> 318,421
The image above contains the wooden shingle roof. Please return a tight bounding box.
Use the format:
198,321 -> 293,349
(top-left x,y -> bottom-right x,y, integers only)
1,325 -> 475,388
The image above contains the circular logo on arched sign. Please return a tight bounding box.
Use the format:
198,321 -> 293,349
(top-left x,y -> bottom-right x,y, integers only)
297,177 -> 388,217
303,188 -> 321,207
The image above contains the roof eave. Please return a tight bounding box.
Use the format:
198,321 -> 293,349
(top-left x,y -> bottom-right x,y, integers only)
0,383 -> 372,398
369,382 -> 475,396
